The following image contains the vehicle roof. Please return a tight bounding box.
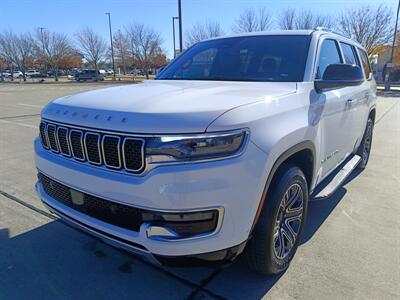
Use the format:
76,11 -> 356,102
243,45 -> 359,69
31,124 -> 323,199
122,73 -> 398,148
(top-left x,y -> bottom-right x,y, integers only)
206,30 -> 314,41
203,29 -> 365,50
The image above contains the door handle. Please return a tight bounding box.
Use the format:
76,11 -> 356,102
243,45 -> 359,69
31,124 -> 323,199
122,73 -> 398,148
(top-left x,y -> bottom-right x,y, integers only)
346,98 -> 355,108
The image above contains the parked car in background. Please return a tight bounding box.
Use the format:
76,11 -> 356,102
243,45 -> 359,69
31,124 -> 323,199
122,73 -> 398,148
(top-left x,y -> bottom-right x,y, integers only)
75,69 -> 105,81
35,29 -> 376,275
33,71 -> 48,78
106,69 -> 114,76
47,70 -> 65,77
26,70 -> 41,78
130,69 -> 145,76
13,71 -> 23,78
1,71 -> 11,78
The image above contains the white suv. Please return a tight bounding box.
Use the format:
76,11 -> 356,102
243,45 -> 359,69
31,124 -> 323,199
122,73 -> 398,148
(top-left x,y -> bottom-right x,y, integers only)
34,29 -> 376,274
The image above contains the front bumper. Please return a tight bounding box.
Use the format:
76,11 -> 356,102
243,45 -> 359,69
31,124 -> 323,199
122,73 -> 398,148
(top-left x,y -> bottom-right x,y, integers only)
34,137 -> 268,259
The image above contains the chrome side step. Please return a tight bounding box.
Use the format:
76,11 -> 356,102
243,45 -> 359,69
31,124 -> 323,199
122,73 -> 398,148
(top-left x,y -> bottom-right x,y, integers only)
313,155 -> 361,201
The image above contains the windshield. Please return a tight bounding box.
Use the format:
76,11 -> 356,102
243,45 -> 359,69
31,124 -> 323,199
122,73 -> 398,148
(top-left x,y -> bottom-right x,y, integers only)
158,35 -> 311,82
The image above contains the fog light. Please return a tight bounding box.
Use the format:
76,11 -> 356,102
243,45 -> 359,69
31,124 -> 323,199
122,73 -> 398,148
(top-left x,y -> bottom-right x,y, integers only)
142,209 -> 220,240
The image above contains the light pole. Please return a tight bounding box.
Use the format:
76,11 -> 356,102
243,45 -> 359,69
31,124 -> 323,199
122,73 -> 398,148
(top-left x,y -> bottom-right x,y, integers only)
385,0 -> 400,91
178,0 -> 183,53
106,12 -> 116,80
39,27 -> 47,75
172,17 -> 179,58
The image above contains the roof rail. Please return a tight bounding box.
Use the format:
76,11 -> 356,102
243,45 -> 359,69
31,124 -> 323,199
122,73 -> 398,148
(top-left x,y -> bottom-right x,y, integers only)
314,27 -> 347,38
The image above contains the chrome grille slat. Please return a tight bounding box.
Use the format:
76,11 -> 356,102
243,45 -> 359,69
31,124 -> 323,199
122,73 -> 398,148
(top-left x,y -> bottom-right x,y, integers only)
102,135 -> 122,169
69,129 -> 85,161
39,122 -> 49,149
47,124 -> 59,153
84,132 -> 102,165
39,121 -> 144,174
57,127 -> 71,156
122,138 -> 145,172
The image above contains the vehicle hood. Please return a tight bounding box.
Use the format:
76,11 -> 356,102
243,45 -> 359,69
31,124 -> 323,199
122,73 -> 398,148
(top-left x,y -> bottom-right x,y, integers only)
42,80 -> 297,133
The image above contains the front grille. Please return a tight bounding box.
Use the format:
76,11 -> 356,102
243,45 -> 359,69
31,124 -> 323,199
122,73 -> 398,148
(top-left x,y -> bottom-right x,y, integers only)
39,173 -> 143,231
39,120 -> 145,174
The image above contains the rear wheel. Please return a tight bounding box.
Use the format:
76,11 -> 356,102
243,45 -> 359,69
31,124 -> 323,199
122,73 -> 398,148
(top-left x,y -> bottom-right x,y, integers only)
246,164 -> 308,275
357,117 -> 374,169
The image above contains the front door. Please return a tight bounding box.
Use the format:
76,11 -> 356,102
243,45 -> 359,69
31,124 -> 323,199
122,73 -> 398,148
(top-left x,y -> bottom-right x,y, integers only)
315,39 -> 352,179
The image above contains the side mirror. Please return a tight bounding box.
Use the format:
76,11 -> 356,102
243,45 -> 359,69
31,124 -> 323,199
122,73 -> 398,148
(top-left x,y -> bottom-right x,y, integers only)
314,64 -> 364,93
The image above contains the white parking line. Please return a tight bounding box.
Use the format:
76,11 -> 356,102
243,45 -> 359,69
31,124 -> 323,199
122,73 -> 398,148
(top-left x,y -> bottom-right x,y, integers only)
18,103 -> 42,108
0,119 -> 37,129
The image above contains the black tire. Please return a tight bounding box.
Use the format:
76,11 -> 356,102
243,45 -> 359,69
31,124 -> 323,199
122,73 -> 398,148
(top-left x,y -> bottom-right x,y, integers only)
357,117 -> 374,169
246,164 -> 308,275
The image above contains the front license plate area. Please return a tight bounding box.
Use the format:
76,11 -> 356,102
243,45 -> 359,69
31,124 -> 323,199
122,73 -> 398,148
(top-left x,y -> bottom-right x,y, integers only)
70,189 -> 85,206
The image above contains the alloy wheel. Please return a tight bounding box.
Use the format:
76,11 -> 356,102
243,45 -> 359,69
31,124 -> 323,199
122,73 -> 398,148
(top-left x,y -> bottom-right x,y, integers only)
363,120 -> 373,164
273,183 -> 304,259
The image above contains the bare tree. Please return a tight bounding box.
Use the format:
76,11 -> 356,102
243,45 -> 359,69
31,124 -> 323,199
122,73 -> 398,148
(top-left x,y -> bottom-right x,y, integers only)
232,8 -> 273,33
15,33 -> 35,81
35,29 -> 73,81
113,30 -> 130,75
0,30 -> 34,81
185,21 -> 224,47
338,5 -> 393,55
278,9 -> 335,30
0,30 -> 16,80
125,23 -> 164,79
75,27 -> 107,79
278,8 -> 296,30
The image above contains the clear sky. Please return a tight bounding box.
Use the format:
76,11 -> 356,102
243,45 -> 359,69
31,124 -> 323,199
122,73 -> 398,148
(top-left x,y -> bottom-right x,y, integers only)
0,0 -> 397,58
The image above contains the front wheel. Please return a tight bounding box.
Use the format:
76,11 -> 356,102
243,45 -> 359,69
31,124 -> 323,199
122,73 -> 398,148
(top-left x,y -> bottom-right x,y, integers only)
246,164 -> 308,275
357,117 -> 374,169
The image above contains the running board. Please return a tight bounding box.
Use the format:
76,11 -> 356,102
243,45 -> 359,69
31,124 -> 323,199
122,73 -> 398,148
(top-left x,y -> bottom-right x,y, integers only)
313,155 -> 361,200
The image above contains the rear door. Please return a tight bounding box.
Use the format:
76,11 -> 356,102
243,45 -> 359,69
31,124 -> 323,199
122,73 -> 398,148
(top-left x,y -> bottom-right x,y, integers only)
338,42 -> 368,150
355,48 -> 374,143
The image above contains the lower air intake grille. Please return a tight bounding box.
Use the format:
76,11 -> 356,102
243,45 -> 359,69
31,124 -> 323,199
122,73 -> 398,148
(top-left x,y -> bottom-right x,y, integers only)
39,173 -> 143,231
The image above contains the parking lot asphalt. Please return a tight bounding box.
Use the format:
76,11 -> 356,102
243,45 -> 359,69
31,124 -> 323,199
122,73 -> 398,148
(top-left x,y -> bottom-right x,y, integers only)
0,83 -> 399,300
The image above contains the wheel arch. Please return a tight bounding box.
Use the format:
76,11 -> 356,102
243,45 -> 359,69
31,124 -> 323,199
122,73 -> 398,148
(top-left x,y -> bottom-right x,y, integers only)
251,141 -> 316,231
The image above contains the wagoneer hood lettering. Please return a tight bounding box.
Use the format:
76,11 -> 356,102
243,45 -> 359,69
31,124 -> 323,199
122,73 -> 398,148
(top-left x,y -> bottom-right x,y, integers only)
42,80 -> 296,133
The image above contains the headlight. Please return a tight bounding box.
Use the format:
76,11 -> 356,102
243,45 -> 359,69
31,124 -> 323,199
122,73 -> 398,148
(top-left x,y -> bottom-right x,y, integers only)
146,129 -> 248,162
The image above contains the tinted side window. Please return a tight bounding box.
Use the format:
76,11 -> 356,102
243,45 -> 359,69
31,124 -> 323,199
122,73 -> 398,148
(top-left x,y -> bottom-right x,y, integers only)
358,49 -> 371,79
340,42 -> 359,66
316,39 -> 342,79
